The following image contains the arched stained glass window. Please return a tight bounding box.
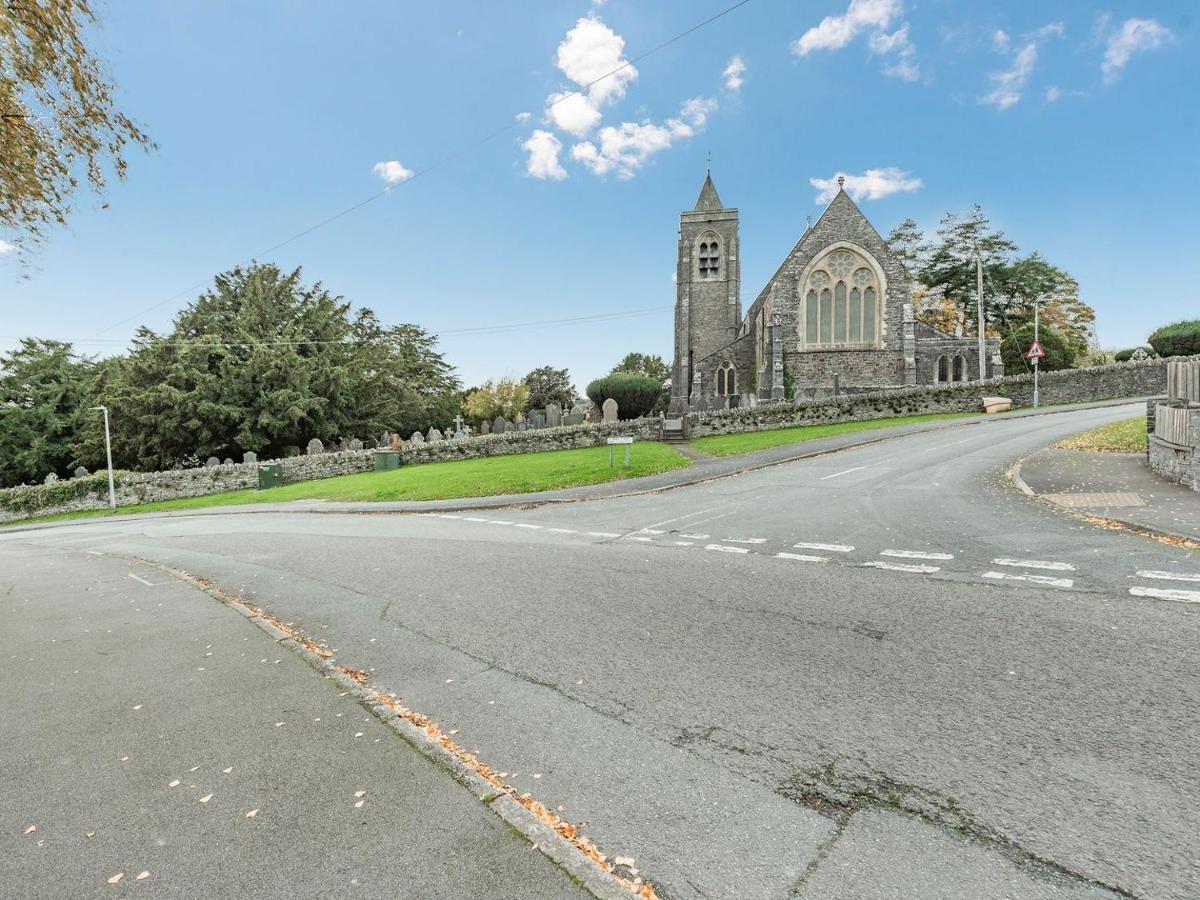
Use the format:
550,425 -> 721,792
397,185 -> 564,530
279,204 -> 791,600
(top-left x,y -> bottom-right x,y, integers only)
863,287 -> 877,342
849,287 -> 862,341
953,355 -> 966,381
834,282 -> 847,343
801,250 -> 882,349
937,355 -> 950,382
806,290 -> 819,344
819,289 -> 832,344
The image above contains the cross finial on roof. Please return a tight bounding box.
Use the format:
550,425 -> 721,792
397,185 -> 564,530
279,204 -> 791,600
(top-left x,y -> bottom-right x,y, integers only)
706,150 -> 711,175
837,175 -> 845,189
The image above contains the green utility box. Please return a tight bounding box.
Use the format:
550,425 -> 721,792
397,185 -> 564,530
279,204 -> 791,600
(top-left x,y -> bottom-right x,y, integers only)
257,463 -> 283,489
374,450 -> 401,472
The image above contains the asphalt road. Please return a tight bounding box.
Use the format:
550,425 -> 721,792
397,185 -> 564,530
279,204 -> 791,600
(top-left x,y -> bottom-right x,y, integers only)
3,403 -> 1197,899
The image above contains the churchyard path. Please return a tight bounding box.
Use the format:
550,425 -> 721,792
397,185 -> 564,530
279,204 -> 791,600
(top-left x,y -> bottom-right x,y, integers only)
3,402 -> 1197,899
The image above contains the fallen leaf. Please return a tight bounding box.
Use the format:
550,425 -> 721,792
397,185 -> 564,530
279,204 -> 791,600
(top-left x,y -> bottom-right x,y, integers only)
198,794 -> 212,803
188,766 -> 199,773
354,790 -> 366,798
86,832 -> 95,839
245,809 -> 258,819
107,873 -> 123,884
354,800 -> 364,808
222,767 -> 233,774
23,825 -> 36,835
119,756 -> 129,762
132,705 -> 142,710
354,732 -> 363,738
274,722 -> 285,728
136,872 -> 150,881
168,780 -> 180,788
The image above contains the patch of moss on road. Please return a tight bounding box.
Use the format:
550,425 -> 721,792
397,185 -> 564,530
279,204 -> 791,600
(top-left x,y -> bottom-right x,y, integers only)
688,412 -> 973,457
1052,416 -> 1146,453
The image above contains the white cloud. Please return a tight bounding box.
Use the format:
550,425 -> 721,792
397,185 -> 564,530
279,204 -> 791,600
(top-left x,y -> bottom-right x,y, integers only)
572,97 -> 716,179
1045,85 -> 1062,102
522,130 -> 567,180
792,0 -> 902,55
980,23 -> 1062,110
555,16 -> 637,106
545,90 -> 603,138
810,167 -> 922,204
372,160 -> 414,185
0,239 -> 13,254
1102,18 -> 1172,84
869,24 -> 919,81
723,55 -> 746,92
515,111 -> 533,123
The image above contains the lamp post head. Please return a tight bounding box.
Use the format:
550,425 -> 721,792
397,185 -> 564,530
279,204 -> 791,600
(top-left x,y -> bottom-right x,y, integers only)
89,405 -> 107,412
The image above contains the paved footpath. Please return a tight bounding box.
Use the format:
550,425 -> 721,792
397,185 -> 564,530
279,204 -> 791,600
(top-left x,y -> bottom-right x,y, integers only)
0,547 -> 588,899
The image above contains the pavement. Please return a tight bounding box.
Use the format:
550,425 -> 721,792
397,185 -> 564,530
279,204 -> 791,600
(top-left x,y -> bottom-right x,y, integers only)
1014,447 -> 1200,542
3,401 -> 1198,899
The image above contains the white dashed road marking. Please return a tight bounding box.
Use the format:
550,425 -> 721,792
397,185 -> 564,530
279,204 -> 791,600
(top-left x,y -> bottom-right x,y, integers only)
626,536 -> 655,543
546,528 -> 577,534
776,552 -> 829,563
724,538 -> 767,544
820,465 -> 869,480
705,544 -> 750,554
513,523 -> 542,530
863,561 -> 941,574
587,532 -> 621,538
463,517 -> 488,523
639,529 -> 666,535
677,533 -> 710,540
982,571 -> 1075,589
992,558 -> 1076,572
794,542 -> 855,553
880,549 -> 954,561
1135,570 -> 1200,583
127,573 -> 155,587
438,514 -> 461,519
1129,586 -> 1200,603
488,520 -> 513,526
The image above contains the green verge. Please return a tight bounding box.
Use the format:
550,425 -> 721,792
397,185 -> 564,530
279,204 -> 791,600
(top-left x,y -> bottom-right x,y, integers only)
1052,416 -> 1146,453
688,412 -> 975,457
2,443 -> 691,527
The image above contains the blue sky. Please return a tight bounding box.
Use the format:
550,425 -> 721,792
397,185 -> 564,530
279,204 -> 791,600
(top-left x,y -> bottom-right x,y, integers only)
1,0 -> 1194,389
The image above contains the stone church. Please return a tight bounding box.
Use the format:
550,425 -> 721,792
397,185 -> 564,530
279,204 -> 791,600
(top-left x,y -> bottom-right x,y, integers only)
669,173 -> 1002,412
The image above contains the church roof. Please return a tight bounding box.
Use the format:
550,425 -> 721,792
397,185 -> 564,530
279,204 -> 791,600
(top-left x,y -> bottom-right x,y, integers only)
693,172 -> 724,211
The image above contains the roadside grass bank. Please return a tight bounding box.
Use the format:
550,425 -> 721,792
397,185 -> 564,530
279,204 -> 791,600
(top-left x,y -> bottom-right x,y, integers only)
688,412 -> 974,457
1052,416 -> 1146,452
2,443 -> 691,527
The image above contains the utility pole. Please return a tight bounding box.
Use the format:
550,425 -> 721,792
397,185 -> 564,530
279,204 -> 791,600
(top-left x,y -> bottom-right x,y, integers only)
90,405 -> 116,509
1032,295 -> 1040,409
975,247 -> 986,381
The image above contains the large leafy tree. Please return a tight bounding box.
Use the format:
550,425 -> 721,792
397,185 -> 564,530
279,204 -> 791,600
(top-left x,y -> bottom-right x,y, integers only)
0,339 -> 92,485
463,377 -> 530,423
611,352 -> 670,383
522,366 -> 575,411
1,0 -> 154,255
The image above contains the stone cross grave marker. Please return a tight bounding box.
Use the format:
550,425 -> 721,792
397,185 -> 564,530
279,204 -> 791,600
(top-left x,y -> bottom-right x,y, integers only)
453,414 -> 466,433
306,438 -> 323,455
602,398 -> 619,423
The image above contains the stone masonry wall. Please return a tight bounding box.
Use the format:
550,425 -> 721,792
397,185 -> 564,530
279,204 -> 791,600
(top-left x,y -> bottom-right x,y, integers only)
686,355 -> 1183,437
0,420 -> 661,522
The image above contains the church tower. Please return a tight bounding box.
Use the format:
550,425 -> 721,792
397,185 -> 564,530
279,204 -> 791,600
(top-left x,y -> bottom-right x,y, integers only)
670,172 -> 740,412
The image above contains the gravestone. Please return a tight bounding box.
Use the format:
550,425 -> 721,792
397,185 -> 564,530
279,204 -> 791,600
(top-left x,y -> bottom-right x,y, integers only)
545,403 -> 561,427
426,427 -> 443,443
349,438 -> 363,452
365,438 -> 377,450
44,472 -> 58,484
410,431 -> 425,445
205,456 -> 220,467
480,419 -> 490,435
390,433 -> 401,450
453,414 -> 466,433
505,420 -> 517,433
74,466 -> 89,478
380,431 -> 390,448
517,422 -> 527,432
243,451 -> 257,464
530,410 -> 546,429
453,429 -> 467,440
564,412 -> 584,426
602,398 -> 619,423
306,438 -> 324,456
223,457 -> 233,466
693,397 -> 709,413
493,416 -> 507,435
744,394 -> 758,409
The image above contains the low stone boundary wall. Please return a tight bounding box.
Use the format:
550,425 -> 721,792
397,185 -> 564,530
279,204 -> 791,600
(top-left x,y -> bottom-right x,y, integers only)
0,420 -> 660,522
686,355 -> 1184,437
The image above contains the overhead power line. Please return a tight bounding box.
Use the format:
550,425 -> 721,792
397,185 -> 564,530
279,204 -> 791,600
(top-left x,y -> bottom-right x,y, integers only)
89,0 -> 754,341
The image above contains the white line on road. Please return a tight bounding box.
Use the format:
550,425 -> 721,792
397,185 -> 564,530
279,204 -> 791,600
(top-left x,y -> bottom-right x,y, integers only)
513,523 -> 542,530
438,514 -> 462,519
488,520 -> 513,526
820,465 -> 868,480
863,561 -> 941,574
638,508 -> 718,532
776,552 -> 829,563
992,558 -> 1076,572
587,532 -> 621,538
794,542 -> 854,553
638,529 -> 666,535
1129,586 -> 1200,603
626,536 -> 655,543
677,533 -> 710,540
127,573 -> 155,587
705,544 -> 750,554
982,571 -> 1074,589
672,541 -> 694,546
463,517 -> 488,523
86,550 -> 104,556
546,528 -> 577,534
1135,570 -> 1200,583
880,549 -> 954,561
724,537 -> 767,544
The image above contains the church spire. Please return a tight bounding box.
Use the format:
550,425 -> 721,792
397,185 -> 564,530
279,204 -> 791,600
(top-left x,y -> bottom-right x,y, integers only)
693,170 -> 724,211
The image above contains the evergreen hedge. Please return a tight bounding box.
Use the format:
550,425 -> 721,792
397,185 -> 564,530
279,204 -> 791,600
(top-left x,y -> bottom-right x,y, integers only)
585,372 -> 663,420
0,471 -> 129,516
1147,320 -> 1200,358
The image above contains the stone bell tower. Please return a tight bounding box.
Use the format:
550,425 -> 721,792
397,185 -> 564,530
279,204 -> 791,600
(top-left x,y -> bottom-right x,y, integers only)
670,171 -> 740,412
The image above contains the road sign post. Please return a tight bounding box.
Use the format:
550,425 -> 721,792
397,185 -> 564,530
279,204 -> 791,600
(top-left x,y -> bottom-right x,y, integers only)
1025,335 -> 1046,410
607,436 -> 633,468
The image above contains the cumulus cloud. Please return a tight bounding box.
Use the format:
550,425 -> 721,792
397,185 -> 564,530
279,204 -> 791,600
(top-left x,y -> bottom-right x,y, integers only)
515,111 -> 533,123
556,16 -> 637,105
980,23 -> 1063,110
522,130 -> 567,180
723,55 -> 746,92
1102,18 -> 1172,83
372,160 -> 414,185
869,24 -> 919,81
572,97 -> 715,179
810,167 -> 922,204
545,90 -> 603,138
792,0 -> 902,55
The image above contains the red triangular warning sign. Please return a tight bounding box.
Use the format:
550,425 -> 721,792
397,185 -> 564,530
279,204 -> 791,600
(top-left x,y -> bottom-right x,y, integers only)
1025,340 -> 1045,360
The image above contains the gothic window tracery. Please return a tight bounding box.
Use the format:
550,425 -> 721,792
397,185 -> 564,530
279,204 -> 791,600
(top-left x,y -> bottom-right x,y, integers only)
698,239 -> 721,277
801,249 -> 882,348
716,362 -> 737,396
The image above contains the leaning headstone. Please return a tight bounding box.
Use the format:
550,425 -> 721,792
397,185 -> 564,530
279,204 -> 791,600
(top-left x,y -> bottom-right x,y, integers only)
243,451 -> 257,464
426,427 -> 443,443
306,438 -> 324,456
602,398 -> 619,423
410,431 -> 425,445
545,403 -> 561,427
493,416 -> 507,435
205,456 -> 220,467
505,420 -> 517,433
349,438 -> 364,452
44,472 -> 59,484
480,419 -> 490,435
74,466 -> 89,478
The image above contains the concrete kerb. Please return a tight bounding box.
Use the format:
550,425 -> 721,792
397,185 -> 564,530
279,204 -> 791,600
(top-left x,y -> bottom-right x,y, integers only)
120,554 -> 645,900
2,398 -> 1148,533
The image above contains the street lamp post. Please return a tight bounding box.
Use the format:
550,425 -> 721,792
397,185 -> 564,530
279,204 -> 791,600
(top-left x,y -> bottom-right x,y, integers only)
90,405 -> 116,509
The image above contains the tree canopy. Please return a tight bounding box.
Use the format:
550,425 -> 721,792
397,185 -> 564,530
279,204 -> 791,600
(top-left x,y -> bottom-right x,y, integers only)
522,366 -> 575,411
611,352 -> 670,383
463,377 -> 530,423
1,0 -> 154,256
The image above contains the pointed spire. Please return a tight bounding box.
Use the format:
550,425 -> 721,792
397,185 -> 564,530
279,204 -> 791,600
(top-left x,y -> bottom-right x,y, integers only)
694,171 -> 723,211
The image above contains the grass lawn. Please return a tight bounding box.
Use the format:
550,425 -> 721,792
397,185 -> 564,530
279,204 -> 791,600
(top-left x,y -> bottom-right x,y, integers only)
1052,416 -> 1147,452
3,442 -> 691,527
688,412 -> 974,457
